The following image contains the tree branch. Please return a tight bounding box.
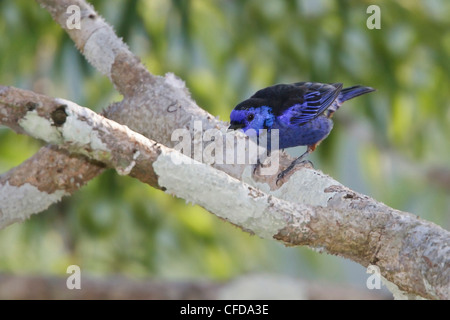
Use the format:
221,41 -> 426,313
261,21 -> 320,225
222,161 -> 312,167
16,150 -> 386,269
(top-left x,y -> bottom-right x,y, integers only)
0,0 -> 444,299
1,85 -> 449,299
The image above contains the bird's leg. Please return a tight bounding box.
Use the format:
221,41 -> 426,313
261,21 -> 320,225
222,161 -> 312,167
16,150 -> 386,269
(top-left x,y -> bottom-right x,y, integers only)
253,158 -> 261,175
253,148 -> 276,175
276,145 -> 316,183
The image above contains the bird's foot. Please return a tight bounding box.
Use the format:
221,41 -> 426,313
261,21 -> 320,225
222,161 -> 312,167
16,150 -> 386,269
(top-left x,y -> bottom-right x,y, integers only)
276,160 -> 314,186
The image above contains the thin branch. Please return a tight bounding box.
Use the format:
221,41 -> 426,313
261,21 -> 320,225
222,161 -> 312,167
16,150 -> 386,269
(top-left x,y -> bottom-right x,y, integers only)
0,145 -> 103,228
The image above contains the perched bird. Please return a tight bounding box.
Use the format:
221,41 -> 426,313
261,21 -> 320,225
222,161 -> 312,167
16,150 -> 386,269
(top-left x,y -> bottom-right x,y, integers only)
229,82 -> 375,181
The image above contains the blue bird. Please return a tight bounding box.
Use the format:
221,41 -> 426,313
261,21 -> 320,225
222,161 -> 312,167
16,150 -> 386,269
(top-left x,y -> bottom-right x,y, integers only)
229,82 -> 375,181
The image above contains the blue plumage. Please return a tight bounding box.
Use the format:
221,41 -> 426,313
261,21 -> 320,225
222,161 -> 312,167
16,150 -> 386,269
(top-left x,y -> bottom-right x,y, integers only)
229,82 -> 375,179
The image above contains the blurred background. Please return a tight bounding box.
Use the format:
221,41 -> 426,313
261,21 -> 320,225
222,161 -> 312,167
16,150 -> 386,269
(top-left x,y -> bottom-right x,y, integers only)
0,0 -> 449,299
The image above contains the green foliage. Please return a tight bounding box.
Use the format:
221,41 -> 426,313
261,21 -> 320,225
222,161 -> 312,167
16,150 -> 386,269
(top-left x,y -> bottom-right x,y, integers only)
0,0 -> 449,285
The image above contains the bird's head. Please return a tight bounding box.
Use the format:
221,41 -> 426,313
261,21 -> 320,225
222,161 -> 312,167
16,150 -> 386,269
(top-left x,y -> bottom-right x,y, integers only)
229,99 -> 275,135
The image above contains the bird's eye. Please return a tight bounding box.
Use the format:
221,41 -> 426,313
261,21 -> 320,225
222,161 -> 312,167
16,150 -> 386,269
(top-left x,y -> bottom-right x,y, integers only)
247,114 -> 255,121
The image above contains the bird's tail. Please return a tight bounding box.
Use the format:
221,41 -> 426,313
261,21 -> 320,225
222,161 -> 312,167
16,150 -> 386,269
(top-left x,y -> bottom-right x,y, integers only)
326,85 -> 375,117
338,85 -> 375,104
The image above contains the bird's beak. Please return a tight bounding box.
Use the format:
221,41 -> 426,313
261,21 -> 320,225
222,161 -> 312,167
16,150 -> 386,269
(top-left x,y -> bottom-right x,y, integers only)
228,122 -> 245,131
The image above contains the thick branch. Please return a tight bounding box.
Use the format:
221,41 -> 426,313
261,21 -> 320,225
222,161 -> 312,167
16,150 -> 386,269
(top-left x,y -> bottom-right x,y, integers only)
0,146 -> 103,227
15,0 -> 264,214
0,86 -> 162,189
1,86 -> 449,299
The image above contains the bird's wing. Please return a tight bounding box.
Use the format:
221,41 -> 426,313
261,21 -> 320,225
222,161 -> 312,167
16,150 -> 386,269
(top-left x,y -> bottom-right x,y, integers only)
284,82 -> 343,125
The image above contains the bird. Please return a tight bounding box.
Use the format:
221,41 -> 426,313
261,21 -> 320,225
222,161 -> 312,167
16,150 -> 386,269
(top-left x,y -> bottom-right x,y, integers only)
228,82 -> 375,182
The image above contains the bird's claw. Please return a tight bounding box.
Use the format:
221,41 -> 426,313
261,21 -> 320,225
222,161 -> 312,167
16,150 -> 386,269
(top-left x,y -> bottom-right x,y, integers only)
301,160 -> 314,169
276,171 -> 288,185
276,160 -> 314,186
